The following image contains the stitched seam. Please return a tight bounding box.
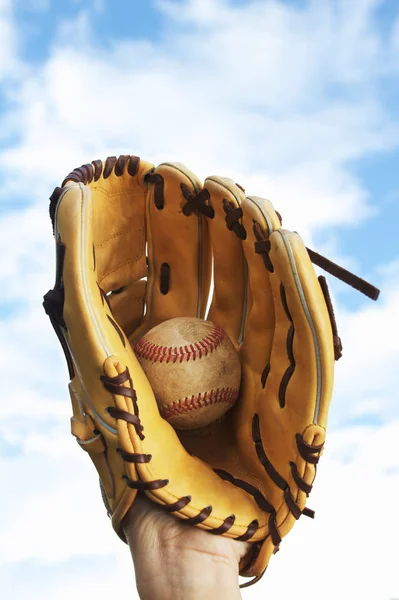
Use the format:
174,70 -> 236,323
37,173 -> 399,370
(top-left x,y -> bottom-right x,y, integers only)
95,227 -> 143,248
98,258 -> 143,283
134,323 -> 225,363
160,387 -> 239,419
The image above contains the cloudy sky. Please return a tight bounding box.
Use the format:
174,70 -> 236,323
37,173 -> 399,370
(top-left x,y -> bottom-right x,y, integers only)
0,0 -> 398,598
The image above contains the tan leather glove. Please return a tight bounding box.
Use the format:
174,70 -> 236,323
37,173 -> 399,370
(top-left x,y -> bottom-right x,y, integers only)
43,154 -> 379,586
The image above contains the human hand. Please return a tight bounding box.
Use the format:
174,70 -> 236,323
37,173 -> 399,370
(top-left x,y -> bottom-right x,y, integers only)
122,492 -> 251,600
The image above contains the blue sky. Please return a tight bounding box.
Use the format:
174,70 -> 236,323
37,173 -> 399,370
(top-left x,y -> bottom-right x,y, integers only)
0,1 -> 398,599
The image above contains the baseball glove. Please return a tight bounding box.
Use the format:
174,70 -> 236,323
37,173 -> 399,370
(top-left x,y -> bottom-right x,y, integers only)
43,154 -> 379,586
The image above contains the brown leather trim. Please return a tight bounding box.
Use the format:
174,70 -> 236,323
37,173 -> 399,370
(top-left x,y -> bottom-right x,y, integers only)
296,433 -> 324,464
279,284 -> 295,408
128,155 -> 140,176
61,172 -> 80,185
103,156 -> 117,179
318,275 -> 343,360
252,414 -> 288,491
92,159 -> 103,181
239,567 -> 267,589
290,461 -> 313,495
81,163 -> 94,184
182,185 -> 214,218
307,247 -> 380,300
278,326 -> 295,408
145,172 -> 164,209
162,496 -> 192,512
209,515 -> 236,535
223,201 -> 247,239
236,519 -> 259,542
73,167 -> 89,184
254,239 -> 271,254
104,383 -> 137,400
107,314 -> 126,347
124,476 -> 169,491
215,468 -> 274,514
101,370 -> 145,440
61,163 -> 94,187
184,505 -> 212,525
117,449 -> 152,463
160,262 -> 170,295
268,512 -> 281,547
97,282 -> 111,310
283,487 -> 302,520
280,282 -> 291,320
107,406 -> 142,429
253,220 -> 273,272
114,155 -> 129,176
103,370 -> 130,385
77,165 -> 90,183
213,468 -> 232,482
261,364 -> 270,388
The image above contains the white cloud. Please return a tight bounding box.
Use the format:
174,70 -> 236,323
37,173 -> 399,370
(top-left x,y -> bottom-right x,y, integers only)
0,0 -> 19,81
331,263 -> 399,425
1,0 -> 398,209
0,0 -> 398,598
0,444 -> 121,563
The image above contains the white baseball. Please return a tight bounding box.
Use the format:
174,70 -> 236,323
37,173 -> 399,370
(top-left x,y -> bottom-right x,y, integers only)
134,317 -> 241,430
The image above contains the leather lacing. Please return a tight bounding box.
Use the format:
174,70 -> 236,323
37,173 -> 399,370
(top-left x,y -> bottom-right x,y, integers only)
101,369 -> 145,442
252,217 -> 379,301
144,172 -> 165,209
181,184 -> 215,218
99,369 -> 248,535
143,172 -> 216,216
101,365 -> 318,542
252,415 -> 316,521
48,154 -> 380,305
100,368 -> 274,542
278,283 -> 297,408
49,154 -> 141,229
223,199 -> 247,239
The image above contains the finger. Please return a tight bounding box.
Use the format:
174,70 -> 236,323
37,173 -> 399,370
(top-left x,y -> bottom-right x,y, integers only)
133,163 -> 212,341
203,176 -> 247,346
63,156 -> 154,341
238,195 -> 282,377
264,229 -> 334,427
247,227 -> 335,522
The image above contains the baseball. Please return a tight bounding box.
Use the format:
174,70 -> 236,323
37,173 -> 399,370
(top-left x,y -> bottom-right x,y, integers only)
134,317 -> 241,430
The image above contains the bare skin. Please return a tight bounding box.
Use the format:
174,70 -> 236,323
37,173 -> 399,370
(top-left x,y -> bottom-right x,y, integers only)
122,493 -> 252,600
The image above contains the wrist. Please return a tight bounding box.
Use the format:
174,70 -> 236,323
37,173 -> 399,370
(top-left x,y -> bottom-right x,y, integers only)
135,544 -> 242,600
122,495 -> 247,600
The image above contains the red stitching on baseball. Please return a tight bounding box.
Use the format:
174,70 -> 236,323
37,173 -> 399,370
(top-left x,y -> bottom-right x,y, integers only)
134,323 -> 225,363
160,387 -> 239,419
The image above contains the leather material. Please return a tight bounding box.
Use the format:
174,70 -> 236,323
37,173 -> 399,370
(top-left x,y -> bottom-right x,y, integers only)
45,155 -> 337,583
